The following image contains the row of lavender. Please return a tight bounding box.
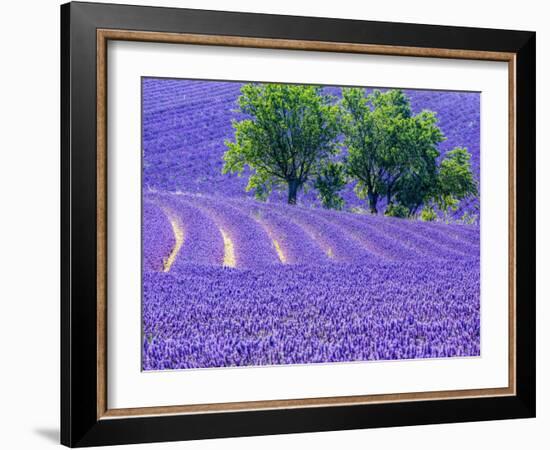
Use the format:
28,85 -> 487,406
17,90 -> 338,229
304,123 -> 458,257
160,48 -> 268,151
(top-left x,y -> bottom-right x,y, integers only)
143,192 -> 479,273
142,192 -> 480,369
143,260 -> 479,369
142,78 -> 480,216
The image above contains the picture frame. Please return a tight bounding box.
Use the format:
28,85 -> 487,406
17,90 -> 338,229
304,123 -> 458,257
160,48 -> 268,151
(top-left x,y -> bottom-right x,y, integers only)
61,1 -> 535,447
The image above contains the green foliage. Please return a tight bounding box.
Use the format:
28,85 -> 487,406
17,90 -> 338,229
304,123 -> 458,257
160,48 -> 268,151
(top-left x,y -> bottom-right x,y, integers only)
223,85 -> 478,220
223,83 -> 340,204
341,88 -> 444,214
314,162 -> 347,210
434,147 -> 477,216
460,211 -> 478,225
421,206 -> 438,222
385,203 -> 409,218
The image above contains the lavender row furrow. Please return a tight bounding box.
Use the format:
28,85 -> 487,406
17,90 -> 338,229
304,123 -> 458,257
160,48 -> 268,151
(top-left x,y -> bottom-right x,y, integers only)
182,195 -> 281,268
320,207 -> 474,260
227,198 -> 331,266
444,222 -> 480,242
263,202 -> 378,263
144,193 -> 481,269
150,193 -> 224,269
389,218 -> 479,257
142,201 -> 175,272
311,207 -> 425,261
374,217 -> 474,260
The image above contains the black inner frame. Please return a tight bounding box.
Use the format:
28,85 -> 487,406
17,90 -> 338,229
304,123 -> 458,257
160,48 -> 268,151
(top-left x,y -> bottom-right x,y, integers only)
61,2 -> 535,447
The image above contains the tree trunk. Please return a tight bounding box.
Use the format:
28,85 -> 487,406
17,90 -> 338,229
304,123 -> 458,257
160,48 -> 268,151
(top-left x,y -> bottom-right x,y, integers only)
367,192 -> 378,214
287,179 -> 300,205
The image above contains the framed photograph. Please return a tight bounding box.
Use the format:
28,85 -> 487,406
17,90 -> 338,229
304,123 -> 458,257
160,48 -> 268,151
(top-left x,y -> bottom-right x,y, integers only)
61,2 -> 535,447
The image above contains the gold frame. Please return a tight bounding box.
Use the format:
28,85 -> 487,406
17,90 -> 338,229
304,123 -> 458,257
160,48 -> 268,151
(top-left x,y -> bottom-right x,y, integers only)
96,29 -> 516,420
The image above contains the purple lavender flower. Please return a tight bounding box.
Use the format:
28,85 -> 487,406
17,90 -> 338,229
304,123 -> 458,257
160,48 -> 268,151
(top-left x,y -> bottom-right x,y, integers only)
141,78 -> 481,371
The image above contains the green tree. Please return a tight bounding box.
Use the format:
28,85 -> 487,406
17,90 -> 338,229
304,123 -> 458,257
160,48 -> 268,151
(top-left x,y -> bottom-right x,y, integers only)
222,83 -> 340,205
341,88 -> 444,214
392,111 -> 442,215
385,202 -> 409,218
314,161 -> 347,210
421,206 -> 438,222
433,147 -> 477,218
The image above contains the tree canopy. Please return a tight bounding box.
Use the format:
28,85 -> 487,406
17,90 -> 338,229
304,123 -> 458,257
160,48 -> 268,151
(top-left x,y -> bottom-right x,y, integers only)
341,88 -> 444,214
431,147 -> 478,217
222,83 -> 340,204
222,84 -> 478,221
314,161 -> 347,210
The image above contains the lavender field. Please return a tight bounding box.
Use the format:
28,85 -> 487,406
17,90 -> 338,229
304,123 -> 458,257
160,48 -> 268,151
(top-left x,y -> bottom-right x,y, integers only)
142,79 -> 480,215
142,78 -> 480,371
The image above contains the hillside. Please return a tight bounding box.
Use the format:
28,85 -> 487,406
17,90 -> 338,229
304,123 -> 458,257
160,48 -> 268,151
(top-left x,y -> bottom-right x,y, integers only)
142,192 -> 480,370
142,78 -> 480,217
